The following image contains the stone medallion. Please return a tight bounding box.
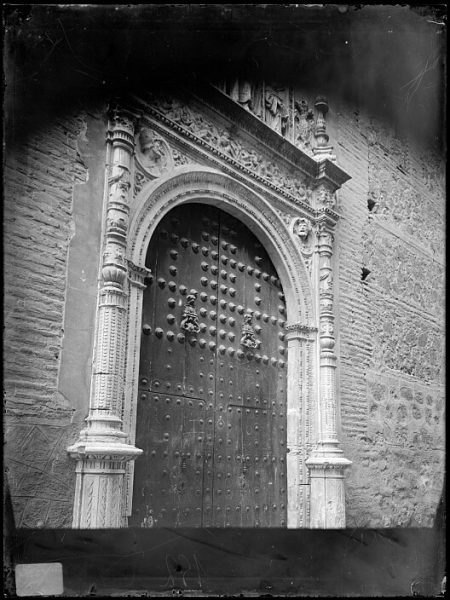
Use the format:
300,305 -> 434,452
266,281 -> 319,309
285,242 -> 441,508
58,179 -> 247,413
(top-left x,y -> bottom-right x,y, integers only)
135,126 -> 173,178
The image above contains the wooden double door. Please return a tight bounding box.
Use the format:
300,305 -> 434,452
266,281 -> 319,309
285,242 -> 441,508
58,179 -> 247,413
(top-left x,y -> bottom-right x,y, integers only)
131,203 -> 287,527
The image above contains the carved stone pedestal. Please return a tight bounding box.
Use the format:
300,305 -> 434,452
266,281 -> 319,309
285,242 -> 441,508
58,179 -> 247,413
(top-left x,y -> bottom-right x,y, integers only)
69,439 -> 139,528
306,456 -> 351,528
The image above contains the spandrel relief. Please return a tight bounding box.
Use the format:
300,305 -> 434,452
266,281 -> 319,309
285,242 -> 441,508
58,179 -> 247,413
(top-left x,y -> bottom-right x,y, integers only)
135,127 -> 173,178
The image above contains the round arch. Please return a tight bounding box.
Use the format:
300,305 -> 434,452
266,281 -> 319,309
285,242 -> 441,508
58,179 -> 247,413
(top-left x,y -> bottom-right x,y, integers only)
123,166 -> 318,528
129,166 -> 314,323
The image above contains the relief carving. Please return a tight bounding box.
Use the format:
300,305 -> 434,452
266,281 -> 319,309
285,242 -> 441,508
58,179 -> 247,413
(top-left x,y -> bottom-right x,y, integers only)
136,127 -> 173,178
240,313 -> 257,348
180,293 -> 200,333
292,217 -> 314,276
218,129 -> 242,160
315,184 -> 337,208
172,148 -> 192,167
294,99 -> 315,153
264,84 -> 290,136
293,217 -> 312,241
319,271 -> 333,294
134,170 -> 148,197
146,93 -> 311,205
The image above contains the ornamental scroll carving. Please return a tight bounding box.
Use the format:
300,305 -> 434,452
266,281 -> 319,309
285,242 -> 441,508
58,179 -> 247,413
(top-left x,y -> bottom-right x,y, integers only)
143,92 -> 311,205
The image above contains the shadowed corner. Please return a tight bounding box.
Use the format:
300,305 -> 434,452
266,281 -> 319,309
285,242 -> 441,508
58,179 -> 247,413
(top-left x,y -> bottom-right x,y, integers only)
433,472 -> 446,595
410,473 -> 446,597
3,467 -> 17,597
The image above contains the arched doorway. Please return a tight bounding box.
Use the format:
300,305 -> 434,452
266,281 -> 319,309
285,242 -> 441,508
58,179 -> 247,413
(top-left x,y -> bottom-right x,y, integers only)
130,203 -> 288,527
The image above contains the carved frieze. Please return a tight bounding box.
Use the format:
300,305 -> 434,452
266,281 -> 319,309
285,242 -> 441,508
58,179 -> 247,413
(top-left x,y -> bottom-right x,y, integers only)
172,147 -> 192,167
141,92 -> 312,206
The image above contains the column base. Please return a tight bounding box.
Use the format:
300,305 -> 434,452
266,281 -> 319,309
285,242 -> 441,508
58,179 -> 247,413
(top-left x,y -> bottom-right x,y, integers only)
68,435 -> 142,528
306,451 -> 352,529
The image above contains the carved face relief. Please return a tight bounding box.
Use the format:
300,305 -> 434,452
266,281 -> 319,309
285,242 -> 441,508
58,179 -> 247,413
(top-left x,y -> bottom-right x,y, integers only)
292,217 -> 312,241
136,127 -> 173,178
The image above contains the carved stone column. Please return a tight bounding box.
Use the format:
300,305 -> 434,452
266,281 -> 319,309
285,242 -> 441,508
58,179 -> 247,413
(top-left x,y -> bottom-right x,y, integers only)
285,323 -> 317,528
306,214 -> 351,528
68,109 -> 143,528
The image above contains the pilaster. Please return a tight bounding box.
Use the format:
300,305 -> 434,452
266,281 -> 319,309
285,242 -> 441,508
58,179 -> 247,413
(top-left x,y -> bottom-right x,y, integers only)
285,322 -> 317,528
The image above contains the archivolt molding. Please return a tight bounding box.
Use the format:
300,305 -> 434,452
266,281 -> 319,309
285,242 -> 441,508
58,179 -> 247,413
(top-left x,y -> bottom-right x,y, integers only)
129,167 -> 315,323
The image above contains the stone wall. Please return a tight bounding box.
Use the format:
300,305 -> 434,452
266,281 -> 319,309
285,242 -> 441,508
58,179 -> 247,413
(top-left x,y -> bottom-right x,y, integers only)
332,102 -> 445,527
4,110 -> 105,527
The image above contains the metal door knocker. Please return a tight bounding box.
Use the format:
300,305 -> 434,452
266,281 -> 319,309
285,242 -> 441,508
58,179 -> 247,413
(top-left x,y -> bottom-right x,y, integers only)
240,313 -> 257,348
180,293 -> 200,333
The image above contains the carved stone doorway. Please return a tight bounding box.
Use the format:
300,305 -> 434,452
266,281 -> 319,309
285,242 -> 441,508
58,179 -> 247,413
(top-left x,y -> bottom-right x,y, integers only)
130,203 -> 288,527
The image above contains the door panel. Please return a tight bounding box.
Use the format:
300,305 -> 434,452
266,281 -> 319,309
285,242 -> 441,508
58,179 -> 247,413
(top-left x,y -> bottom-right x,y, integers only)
131,203 -> 287,527
212,211 -> 287,527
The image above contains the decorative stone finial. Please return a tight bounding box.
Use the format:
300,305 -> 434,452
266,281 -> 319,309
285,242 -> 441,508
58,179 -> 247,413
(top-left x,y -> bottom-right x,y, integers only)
314,96 -> 330,148
312,96 -> 336,162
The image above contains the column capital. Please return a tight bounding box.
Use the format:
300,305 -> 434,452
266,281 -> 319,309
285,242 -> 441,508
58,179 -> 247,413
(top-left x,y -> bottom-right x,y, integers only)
127,260 -> 153,289
285,322 -> 318,341
107,106 -> 137,150
313,182 -> 338,211
315,215 -> 336,245
306,451 -> 352,472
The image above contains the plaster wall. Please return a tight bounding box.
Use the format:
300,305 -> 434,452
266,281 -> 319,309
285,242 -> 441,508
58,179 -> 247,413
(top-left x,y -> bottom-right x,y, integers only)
4,110 -> 106,527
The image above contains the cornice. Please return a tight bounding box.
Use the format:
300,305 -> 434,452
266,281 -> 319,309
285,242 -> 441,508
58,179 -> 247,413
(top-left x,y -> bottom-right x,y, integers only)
183,81 -> 351,191
315,158 -> 351,191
